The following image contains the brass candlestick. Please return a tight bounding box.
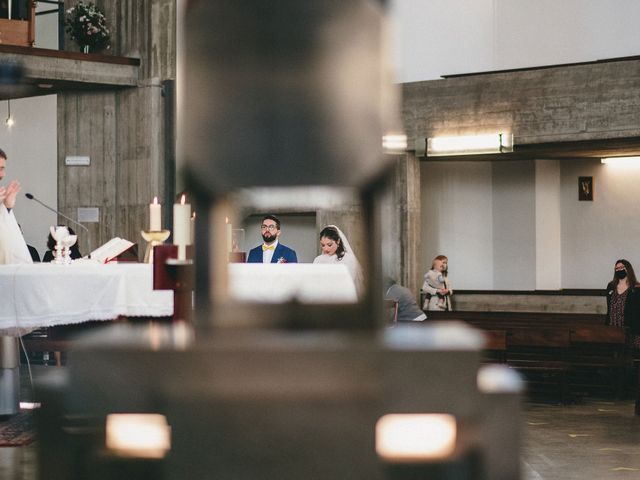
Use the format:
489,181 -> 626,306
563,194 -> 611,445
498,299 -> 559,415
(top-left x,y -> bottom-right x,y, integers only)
141,229 -> 171,263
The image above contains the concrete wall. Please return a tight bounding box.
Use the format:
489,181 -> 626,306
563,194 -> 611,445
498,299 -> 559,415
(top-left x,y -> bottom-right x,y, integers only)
402,58 -> 640,150
454,293 -> 606,314
58,0 -> 175,255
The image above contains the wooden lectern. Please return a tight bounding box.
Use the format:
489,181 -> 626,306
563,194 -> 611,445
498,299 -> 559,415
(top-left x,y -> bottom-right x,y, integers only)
153,244 -> 194,322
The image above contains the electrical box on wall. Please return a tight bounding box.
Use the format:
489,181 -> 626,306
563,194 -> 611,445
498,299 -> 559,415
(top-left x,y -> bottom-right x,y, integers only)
65,156 -> 90,166
77,208 -> 99,223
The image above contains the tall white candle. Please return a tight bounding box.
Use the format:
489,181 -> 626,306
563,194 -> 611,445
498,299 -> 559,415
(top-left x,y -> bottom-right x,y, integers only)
173,194 -> 191,260
190,212 -> 196,248
150,196 -> 161,231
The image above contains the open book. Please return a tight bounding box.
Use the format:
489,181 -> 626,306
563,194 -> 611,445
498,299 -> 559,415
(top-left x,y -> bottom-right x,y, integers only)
90,237 -> 137,264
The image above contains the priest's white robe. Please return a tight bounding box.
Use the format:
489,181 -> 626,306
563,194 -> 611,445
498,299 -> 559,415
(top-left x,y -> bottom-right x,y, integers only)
0,205 -> 32,264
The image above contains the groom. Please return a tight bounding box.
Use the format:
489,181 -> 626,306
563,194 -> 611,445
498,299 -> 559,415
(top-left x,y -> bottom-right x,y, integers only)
247,214 -> 298,264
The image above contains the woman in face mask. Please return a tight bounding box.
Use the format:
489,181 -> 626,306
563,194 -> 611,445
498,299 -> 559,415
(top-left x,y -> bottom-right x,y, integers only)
606,259 -> 640,345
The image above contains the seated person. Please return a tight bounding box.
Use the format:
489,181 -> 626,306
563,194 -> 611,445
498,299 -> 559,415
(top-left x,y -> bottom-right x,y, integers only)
27,244 -> 40,262
385,278 -> 427,322
42,226 -> 82,262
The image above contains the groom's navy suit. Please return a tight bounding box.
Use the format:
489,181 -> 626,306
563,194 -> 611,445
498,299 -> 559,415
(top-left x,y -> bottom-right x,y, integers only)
247,243 -> 298,263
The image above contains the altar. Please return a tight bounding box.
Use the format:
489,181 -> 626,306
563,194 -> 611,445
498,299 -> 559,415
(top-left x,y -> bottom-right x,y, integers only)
0,262 -> 174,415
0,263 -> 173,335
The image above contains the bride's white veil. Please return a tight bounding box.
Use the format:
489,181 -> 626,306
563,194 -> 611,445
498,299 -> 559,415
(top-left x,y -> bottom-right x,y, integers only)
325,224 -> 364,295
326,225 -> 354,256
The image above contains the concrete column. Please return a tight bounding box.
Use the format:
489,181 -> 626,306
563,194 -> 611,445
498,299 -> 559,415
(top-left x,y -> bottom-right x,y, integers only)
386,153 -> 421,294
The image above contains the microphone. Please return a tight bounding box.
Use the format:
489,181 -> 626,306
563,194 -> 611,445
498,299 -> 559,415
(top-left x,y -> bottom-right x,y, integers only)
25,193 -> 92,258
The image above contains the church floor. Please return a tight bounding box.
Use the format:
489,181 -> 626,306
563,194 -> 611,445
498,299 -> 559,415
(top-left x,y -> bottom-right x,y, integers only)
2,365 -> 640,479
522,398 -> 640,479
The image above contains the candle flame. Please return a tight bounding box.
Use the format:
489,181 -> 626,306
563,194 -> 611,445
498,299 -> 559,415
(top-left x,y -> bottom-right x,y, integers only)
153,196 -> 158,204
180,194 -> 186,205
225,216 -> 229,224
191,212 -> 196,219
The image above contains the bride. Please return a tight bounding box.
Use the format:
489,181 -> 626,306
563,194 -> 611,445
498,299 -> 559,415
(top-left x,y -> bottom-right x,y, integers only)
313,225 -> 364,296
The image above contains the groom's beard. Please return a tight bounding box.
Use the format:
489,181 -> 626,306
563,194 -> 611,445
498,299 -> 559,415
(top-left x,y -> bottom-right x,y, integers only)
262,232 -> 277,243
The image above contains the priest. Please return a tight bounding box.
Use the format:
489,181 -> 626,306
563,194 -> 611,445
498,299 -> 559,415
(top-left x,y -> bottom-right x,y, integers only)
0,148 -> 32,264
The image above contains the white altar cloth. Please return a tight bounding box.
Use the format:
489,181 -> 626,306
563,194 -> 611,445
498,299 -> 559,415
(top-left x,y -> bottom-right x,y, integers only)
228,263 -> 358,304
0,263 -> 173,333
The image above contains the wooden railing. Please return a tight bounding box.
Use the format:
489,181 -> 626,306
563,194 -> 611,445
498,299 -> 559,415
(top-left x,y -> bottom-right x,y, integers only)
0,1 -> 36,47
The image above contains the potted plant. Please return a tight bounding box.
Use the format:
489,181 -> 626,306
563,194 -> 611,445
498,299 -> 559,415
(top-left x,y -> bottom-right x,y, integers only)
65,1 -> 110,53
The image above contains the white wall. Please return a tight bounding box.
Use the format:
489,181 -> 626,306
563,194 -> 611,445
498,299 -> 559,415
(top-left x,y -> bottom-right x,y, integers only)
535,160 -> 562,290
421,161 -> 494,289
492,161 -> 536,290
35,2 -> 59,49
390,0 -> 640,82
422,158 -> 640,290
0,95 -> 58,256
561,159 -> 640,288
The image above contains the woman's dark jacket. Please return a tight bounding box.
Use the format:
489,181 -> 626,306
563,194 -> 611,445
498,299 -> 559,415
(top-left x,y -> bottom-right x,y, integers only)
606,281 -> 640,335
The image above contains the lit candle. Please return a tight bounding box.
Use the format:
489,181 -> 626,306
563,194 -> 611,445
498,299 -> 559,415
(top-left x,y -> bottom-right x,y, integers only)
190,212 -> 196,247
173,194 -> 191,260
150,196 -> 161,231
226,217 -> 232,253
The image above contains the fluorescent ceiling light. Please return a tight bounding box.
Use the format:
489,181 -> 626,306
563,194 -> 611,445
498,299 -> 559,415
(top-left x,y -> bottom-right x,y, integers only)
601,156 -> 640,165
375,413 -> 457,462
383,134 -> 408,153
427,133 -> 513,156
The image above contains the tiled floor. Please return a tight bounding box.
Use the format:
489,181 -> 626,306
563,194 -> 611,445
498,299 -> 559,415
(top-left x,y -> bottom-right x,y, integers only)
2,365 -> 640,479
522,398 -> 640,479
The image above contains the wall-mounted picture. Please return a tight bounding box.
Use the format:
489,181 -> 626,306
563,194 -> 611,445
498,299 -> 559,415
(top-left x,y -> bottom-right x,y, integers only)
578,176 -> 594,201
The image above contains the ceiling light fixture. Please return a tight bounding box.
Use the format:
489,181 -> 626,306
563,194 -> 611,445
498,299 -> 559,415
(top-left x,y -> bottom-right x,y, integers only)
427,133 -> 513,156
5,99 -> 13,127
601,156 -> 640,165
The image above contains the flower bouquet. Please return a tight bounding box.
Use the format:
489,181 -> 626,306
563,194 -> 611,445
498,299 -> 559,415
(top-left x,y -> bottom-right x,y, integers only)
65,1 -> 111,53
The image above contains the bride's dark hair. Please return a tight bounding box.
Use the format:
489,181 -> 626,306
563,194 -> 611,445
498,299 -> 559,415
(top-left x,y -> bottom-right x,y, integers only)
319,226 -> 345,260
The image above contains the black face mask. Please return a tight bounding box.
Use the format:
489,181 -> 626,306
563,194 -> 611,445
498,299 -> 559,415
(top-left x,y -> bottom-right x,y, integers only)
615,270 -> 628,279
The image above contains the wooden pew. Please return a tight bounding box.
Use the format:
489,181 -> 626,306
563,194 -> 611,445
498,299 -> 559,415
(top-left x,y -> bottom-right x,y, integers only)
425,311 -> 634,400
482,329 -> 507,363
568,325 -> 629,398
506,329 -> 571,403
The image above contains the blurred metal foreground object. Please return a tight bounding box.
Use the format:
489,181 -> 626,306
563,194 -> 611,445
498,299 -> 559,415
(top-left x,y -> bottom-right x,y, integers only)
37,322 -> 523,480
35,1 -> 523,479
0,336 -> 20,415
182,0 -> 393,192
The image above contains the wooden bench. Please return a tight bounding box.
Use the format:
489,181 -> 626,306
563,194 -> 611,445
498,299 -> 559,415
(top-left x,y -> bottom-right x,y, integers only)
425,311 -> 632,401
568,325 -> 629,398
482,329 -> 507,363
506,329 -> 571,403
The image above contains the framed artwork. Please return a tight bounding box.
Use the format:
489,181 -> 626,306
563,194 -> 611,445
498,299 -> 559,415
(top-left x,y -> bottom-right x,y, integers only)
578,176 -> 594,201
